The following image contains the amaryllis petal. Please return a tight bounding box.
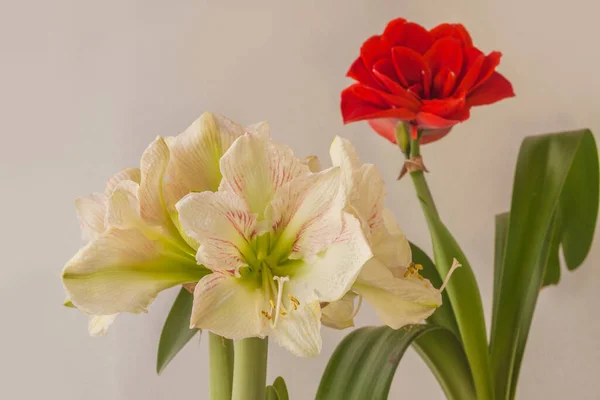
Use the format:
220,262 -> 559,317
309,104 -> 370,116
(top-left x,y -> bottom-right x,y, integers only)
269,168 -> 345,261
341,85 -> 416,124
391,47 -> 431,88
471,51 -> 502,91
105,180 -> 141,229
321,291 -> 359,330
367,118 -> 399,143
292,213 -> 372,302
271,291 -> 322,357
347,57 -> 383,89
359,35 -> 391,70
383,19 -> 434,54
219,134 -> 309,216
467,72 -> 515,107
62,227 -> 203,315
75,193 -> 106,241
88,314 -> 118,337
191,271 -> 267,339
163,112 -> 243,212
424,37 -> 463,77
105,168 -> 141,198
176,191 -> 258,271
421,97 -> 467,119
430,23 -> 473,47
455,47 -> 486,94
370,208 -> 412,268
139,137 -> 171,227
420,127 -> 453,145
353,259 -> 441,329
416,111 -> 460,130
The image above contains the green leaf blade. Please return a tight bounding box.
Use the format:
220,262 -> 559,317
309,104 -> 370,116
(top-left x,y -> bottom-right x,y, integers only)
317,325 -> 474,400
156,287 -> 199,375
490,129 -> 599,400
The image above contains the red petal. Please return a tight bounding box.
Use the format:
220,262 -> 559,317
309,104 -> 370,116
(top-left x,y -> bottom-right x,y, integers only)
424,37 -> 463,77
347,57 -> 383,89
368,118 -> 400,143
432,68 -> 457,99
420,127 -> 453,144
384,20 -> 434,54
372,58 -> 403,91
455,47 -> 485,94
421,97 -> 466,119
430,23 -> 473,47
416,111 -> 460,130
341,84 -> 416,123
470,51 -> 502,92
467,72 -> 515,107
360,35 -> 391,70
391,47 -> 431,96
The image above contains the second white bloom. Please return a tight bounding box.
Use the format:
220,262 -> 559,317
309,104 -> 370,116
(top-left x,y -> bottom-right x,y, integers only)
176,134 -> 372,357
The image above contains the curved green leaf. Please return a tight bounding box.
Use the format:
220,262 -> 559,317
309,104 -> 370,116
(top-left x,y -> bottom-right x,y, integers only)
410,242 -> 459,337
265,386 -> 279,400
156,287 -> 199,375
272,377 -> 289,400
317,325 -> 474,400
490,129 -> 599,400
412,328 -> 476,400
419,209 -> 493,400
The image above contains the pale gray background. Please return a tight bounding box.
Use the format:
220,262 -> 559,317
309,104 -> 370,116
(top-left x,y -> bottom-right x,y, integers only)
2,1 -> 599,399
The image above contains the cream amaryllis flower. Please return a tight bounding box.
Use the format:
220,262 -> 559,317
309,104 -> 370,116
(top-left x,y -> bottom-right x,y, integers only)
176,134 -> 372,357
321,137 -> 459,329
62,112 -> 266,333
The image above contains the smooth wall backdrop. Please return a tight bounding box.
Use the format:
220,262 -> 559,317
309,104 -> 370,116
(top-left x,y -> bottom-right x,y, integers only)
2,1 -> 599,399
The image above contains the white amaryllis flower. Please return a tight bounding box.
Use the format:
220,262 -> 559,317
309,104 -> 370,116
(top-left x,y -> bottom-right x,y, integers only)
62,112 -> 266,333
321,137 -> 459,329
176,134 -> 372,357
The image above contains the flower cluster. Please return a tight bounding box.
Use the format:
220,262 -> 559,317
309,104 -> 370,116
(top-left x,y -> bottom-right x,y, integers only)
62,112 -> 448,356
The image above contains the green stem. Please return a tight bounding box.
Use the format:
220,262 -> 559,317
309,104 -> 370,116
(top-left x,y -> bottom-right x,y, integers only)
231,337 -> 268,400
408,138 -> 438,216
209,333 -> 234,400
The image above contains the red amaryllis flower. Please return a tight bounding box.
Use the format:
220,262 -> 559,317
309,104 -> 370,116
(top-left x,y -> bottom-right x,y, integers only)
341,18 -> 514,144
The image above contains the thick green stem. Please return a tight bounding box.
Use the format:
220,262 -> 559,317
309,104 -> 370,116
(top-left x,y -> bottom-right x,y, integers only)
209,333 -> 234,400
406,134 -> 493,400
231,337 -> 268,400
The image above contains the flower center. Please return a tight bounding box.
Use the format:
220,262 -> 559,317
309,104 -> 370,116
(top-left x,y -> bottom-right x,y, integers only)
239,233 -> 303,327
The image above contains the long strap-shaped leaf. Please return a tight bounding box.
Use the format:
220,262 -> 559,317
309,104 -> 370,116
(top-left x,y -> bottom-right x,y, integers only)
316,325 -> 475,400
156,288 -> 200,374
490,129 -> 598,400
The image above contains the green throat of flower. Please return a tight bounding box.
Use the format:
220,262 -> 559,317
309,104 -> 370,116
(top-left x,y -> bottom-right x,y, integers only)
238,232 -> 303,327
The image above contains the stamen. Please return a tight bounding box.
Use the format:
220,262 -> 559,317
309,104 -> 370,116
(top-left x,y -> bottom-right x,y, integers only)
272,276 -> 290,328
289,295 -> 300,310
440,259 -> 462,292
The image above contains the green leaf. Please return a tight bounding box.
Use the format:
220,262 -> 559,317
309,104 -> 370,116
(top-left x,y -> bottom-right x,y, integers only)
317,325 -> 474,400
491,212 -> 509,344
272,377 -> 289,400
265,386 -> 279,400
420,210 -> 493,400
410,242 -> 459,337
490,129 -> 599,400
156,288 -> 199,375
412,328 -> 476,400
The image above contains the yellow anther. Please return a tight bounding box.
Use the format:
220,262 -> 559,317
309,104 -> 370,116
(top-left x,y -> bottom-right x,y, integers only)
289,295 -> 300,310
261,310 -> 272,320
280,310 -> 287,316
